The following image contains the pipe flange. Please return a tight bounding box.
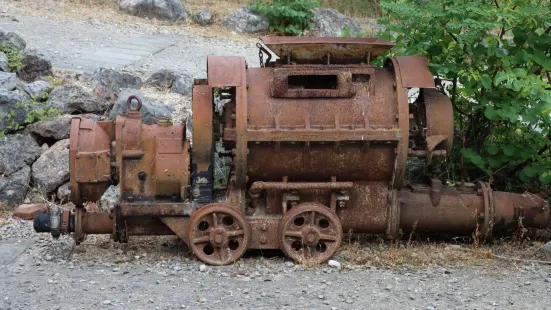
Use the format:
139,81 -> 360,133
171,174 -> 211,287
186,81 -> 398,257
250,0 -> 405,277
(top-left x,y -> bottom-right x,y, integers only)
477,182 -> 494,241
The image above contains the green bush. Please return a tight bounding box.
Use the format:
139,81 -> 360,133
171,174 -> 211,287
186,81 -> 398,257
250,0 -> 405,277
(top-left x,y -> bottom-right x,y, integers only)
249,0 -> 319,36
0,42 -> 24,72
378,0 -> 551,192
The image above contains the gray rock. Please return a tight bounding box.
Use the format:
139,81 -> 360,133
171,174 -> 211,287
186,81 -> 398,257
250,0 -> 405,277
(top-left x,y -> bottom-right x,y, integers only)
311,8 -> 363,37
0,89 -> 33,132
364,18 -> 386,35
0,52 -> 8,72
119,0 -> 187,22
0,165 -> 31,209
100,184 -> 119,212
31,139 -> 70,192
543,241 -> 551,261
0,133 -> 41,177
0,31 -> 26,51
19,50 -> 53,82
171,73 -> 193,96
0,71 -> 16,91
109,89 -> 173,124
47,84 -> 106,114
145,69 -> 178,89
24,80 -> 52,101
193,9 -> 214,26
88,68 -> 142,100
27,114 -> 101,140
56,182 -> 71,203
223,7 -> 269,33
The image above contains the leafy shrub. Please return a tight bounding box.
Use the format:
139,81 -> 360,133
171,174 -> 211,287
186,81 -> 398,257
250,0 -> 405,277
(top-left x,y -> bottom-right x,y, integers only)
0,42 -> 24,72
249,0 -> 319,36
379,0 -> 551,191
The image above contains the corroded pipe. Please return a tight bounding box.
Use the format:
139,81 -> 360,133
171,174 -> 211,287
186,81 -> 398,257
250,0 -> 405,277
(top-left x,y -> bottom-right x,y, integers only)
399,187 -> 549,235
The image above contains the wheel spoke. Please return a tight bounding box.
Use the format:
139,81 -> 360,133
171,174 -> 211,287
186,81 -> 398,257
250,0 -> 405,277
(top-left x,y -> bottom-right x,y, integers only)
215,245 -> 228,262
228,229 -> 245,238
212,212 -> 219,228
285,230 -> 303,239
309,211 -> 316,225
319,233 -> 337,242
192,235 -> 210,244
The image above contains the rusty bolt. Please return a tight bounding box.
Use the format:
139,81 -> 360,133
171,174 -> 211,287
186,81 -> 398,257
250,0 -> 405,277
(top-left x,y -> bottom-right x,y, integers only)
261,223 -> 267,231
75,154 -> 81,159
89,154 -> 94,159
260,236 -> 267,244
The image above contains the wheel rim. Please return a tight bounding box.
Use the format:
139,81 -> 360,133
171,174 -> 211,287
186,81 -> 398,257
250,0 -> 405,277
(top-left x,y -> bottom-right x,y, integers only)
188,204 -> 251,266
279,203 -> 342,265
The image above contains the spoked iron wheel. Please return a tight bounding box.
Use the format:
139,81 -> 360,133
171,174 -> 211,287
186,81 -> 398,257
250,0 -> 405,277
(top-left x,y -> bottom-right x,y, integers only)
188,204 -> 251,266
279,202 -> 342,265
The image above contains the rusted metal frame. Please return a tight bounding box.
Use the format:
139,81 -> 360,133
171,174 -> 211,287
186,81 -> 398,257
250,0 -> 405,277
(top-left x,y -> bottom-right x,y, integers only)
246,216 -> 281,249
225,128 -> 400,142
249,181 -> 354,196
408,149 -> 447,157
119,202 -> 196,217
234,58 -> 248,193
192,84 -> 214,203
271,68 -> 355,98
391,56 -> 436,89
160,217 -> 189,243
389,58 -> 410,190
386,189 -> 400,239
261,36 -> 395,65
69,118 -> 82,206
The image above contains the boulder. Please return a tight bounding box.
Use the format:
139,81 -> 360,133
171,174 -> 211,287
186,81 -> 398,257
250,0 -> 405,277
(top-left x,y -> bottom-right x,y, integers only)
0,133 -> 42,176
47,84 -> 106,114
311,8 -> 363,37
31,139 -> 70,192
0,89 -> 33,132
24,80 -> 52,101
100,184 -> 119,212
171,73 -> 193,96
109,89 -> 173,124
18,50 -> 53,82
0,166 -> 31,208
119,0 -> 187,22
13,203 -> 47,220
193,9 -> 214,26
27,114 -> 100,141
0,52 -> 8,72
56,182 -> 71,203
0,31 -> 26,51
88,68 -> 142,100
0,71 -> 16,91
145,69 -> 178,89
223,7 -> 269,33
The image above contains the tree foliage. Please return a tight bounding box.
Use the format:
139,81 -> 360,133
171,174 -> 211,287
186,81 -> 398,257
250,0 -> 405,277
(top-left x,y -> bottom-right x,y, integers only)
250,0 -> 319,36
378,0 -> 551,192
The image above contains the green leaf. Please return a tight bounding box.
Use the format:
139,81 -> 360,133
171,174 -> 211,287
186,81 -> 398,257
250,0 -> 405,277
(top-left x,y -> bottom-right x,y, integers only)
481,75 -> 492,89
484,106 -> 499,120
502,144 -> 516,157
522,166 -> 538,178
486,145 -> 499,155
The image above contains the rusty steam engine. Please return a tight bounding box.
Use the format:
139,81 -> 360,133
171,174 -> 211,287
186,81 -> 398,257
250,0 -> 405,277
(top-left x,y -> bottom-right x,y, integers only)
34,37 -> 550,265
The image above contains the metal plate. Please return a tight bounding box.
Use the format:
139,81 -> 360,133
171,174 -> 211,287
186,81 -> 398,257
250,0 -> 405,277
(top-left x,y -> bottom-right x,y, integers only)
261,36 -> 394,64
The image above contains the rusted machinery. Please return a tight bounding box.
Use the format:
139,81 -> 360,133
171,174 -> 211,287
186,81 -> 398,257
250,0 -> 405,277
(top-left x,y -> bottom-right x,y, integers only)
34,37 -> 550,265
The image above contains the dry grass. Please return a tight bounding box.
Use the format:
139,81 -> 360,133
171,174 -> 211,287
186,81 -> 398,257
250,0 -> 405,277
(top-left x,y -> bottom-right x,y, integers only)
334,231 -> 551,270
0,211 -> 10,227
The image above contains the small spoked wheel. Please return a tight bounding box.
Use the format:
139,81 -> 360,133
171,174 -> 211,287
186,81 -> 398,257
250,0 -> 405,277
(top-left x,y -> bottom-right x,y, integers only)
279,203 -> 342,265
188,204 -> 251,266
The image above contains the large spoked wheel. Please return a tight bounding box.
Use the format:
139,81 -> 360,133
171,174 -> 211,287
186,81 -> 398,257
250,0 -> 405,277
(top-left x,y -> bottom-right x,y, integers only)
188,204 -> 251,266
279,203 -> 342,265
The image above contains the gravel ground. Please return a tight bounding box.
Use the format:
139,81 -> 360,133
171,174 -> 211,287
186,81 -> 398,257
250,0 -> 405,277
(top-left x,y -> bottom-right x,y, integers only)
2,217 -> 551,310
